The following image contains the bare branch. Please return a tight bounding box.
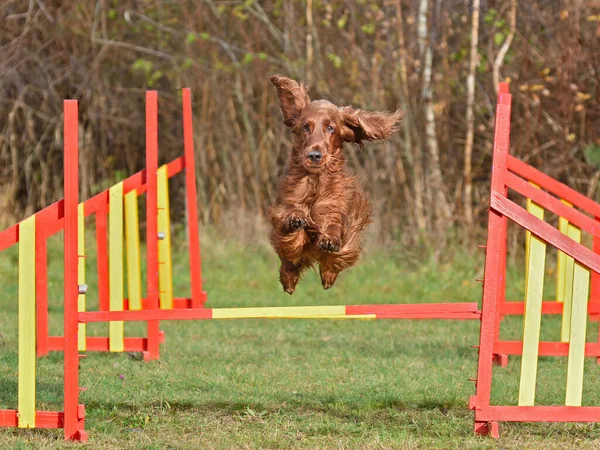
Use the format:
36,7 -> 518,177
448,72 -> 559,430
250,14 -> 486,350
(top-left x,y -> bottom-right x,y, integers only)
493,0 -> 517,93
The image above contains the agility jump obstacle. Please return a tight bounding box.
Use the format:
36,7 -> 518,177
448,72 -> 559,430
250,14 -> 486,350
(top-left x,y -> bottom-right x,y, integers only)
3,83 -> 600,441
0,90 -> 207,363
0,89 -> 479,441
471,83 -> 600,437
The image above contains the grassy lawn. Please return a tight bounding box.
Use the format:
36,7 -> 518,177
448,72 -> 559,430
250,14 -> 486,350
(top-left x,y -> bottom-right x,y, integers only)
0,229 -> 600,448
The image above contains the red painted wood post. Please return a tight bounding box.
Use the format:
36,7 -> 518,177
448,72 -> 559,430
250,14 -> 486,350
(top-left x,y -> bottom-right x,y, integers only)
593,227 -> 600,364
145,91 -> 161,361
63,100 -> 86,441
96,206 -> 109,312
492,82 -> 511,368
593,228 -> 600,296
35,231 -> 49,357
470,89 -> 512,438
182,88 -> 205,308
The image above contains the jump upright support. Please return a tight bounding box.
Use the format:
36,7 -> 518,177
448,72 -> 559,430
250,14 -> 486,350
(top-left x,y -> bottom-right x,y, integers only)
471,83 -> 600,437
30,89 -> 208,362
0,100 -> 86,441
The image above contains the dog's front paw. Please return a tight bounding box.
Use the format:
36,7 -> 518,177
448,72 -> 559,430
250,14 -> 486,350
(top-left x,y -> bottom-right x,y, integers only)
286,215 -> 307,233
317,236 -> 340,253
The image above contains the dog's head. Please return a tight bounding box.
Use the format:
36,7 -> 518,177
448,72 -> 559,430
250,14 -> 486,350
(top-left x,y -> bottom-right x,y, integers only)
270,75 -> 402,173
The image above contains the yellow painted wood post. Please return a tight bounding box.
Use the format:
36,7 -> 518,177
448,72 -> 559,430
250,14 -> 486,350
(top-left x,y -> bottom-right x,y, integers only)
556,200 -> 572,304
561,224 -> 582,343
18,215 -> 36,428
109,182 -> 124,352
525,183 -> 542,292
157,166 -> 173,309
78,204 -> 86,352
518,200 -> 546,406
565,261 -> 590,406
124,190 -> 142,311
212,305 -> 347,319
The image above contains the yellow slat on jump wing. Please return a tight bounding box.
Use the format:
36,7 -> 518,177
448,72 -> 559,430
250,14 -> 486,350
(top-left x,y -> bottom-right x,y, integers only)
18,215 -> 36,428
556,200 -> 572,304
525,183 -> 542,292
212,305 -> 346,319
518,199 -> 546,406
561,223 -> 582,343
157,165 -> 173,309
109,182 -> 124,352
565,262 -> 590,406
124,190 -> 142,311
77,203 -> 86,352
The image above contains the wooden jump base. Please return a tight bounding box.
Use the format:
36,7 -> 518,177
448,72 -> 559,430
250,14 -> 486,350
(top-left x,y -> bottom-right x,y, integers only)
471,83 -> 600,437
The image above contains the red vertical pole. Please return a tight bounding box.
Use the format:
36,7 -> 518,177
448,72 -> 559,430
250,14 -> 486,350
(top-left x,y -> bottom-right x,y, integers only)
145,91 -> 161,361
96,206 -> 109,312
63,100 -> 85,441
36,230 -> 49,357
492,82 -> 510,368
182,88 -> 205,308
470,90 -> 512,437
592,231 -> 600,302
593,229 -> 600,364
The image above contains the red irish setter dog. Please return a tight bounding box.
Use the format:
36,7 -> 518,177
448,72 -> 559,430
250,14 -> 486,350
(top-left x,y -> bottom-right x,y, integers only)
268,75 -> 402,294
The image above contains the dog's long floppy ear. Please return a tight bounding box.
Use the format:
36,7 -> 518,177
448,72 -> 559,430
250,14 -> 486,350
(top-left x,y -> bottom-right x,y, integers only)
270,75 -> 311,127
339,107 -> 403,149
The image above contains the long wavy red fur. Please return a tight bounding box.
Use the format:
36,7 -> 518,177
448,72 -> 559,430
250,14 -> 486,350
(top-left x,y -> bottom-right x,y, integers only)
268,75 -> 402,294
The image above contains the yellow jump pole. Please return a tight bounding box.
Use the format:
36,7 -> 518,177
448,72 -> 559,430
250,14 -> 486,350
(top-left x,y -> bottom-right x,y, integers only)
524,183 -> 542,291
556,200 -> 572,305
565,261 -> 590,406
560,223 -> 581,343
78,204 -> 86,351
518,199 -> 546,406
124,190 -> 142,311
18,215 -> 36,428
212,305 -> 347,319
109,182 -> 125,352
157,166 -> 173,310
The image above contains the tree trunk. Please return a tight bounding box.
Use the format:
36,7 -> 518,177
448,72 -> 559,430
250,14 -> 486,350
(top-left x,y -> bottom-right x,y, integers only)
395,0 -> 426,231
464,0 -> 481,229
305,0 -> 313,85
418,0 -> 451,228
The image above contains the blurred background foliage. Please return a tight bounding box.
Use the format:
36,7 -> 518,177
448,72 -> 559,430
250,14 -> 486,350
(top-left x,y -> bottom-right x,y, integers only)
0,0 -> 598,247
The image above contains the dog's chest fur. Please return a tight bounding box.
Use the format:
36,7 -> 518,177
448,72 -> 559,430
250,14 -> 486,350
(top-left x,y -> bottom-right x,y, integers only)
292,173 -> 343,207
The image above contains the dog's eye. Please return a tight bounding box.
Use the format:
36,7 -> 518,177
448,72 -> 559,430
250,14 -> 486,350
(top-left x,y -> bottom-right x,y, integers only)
326,125 -> 335,133
302,123 -> 311,133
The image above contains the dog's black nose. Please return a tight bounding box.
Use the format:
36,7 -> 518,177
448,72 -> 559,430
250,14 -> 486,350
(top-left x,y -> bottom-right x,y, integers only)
307,150 -> 322,162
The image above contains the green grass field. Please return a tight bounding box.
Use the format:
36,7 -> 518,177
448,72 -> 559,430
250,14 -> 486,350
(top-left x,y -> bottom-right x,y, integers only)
1,230 -> 600,449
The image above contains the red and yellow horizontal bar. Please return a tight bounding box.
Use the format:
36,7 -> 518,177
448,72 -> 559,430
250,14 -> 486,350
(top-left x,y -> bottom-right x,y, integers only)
78,303 -> 481,323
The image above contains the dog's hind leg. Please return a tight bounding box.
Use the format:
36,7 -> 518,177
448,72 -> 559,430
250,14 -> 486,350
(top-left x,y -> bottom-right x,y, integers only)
318,241 -> 361,290
279,259 -> 306,294
319,265 -> 340,290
